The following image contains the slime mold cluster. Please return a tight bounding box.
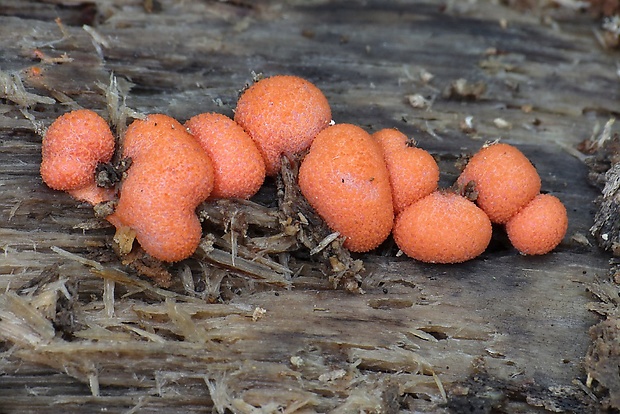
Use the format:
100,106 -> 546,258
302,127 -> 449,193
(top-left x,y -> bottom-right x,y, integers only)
40,74 -> 568,269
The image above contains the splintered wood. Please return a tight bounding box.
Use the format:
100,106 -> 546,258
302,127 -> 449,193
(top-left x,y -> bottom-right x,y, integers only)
578,119 -> 620,410
0,263 -> 458,410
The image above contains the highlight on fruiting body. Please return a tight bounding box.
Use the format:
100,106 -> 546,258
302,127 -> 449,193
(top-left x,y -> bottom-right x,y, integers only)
185,112 -> 265,199
372,128 -> 439,214
234,75 -> 332,176
393,191 -> 492,264
298,123 -> 394,252
457,142 -> 541,224
506,193 -> 568,255
40,109 -> 115,205
106,114 -> 215,262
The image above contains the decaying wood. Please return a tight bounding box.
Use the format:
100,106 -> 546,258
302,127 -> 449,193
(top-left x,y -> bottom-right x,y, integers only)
584,274 -> 620,410
1,0 -> 620,412
584,121 -> 620,254
578,117 -> 620,411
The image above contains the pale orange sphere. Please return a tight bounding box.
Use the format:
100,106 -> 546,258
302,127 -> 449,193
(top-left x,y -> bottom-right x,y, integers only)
107,114 -> 214,262
299,124 -> 394,252
40,109 -> 115,205
373,128 -> 439,214
393,191 -> 492,264
185,113 -> 265,199
234,75 -> 332,176
506,194 -> 568,255
457,142 -> 540,224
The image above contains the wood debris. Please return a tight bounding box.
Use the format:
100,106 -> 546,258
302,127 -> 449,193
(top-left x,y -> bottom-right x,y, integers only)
442,78 -> 487,101
579,117 -> 620,409
584,275 -> 620,410
581,119 -> 620,251
0,69 -> 56,107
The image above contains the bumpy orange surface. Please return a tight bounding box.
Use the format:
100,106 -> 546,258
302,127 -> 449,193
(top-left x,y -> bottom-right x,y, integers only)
298,124 -> 394,252
107,114 -> 214,262
234,75 -> 332,176
506,194 -> 568,255
393,192 -> 492,263
373,128 -> 439,214
185,113 -> 265,199
40,109 -> 115,205
457,142 -> 541,224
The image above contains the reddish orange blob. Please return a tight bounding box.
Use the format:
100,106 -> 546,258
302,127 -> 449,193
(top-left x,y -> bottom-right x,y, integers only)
457,142 -> 541,224
40,109 -> 115,205
373,128 -> 439,214
26,66 -> 44,78
393,191 -> 492,264
506,194 -> 568,255
107,114 -> 214,262
185,113 -> 265,199
234,75 -> 332,176
299,124 -> 394,252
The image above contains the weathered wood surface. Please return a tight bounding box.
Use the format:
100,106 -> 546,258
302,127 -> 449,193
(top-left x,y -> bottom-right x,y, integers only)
0,1 -> 617,412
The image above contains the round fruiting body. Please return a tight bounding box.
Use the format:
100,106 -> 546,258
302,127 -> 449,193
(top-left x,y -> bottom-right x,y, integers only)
393,191 -> 492,264
298,123 -> 394,252
457,142 -> 541,224
40,109 -> 115,204
185,113 -> 265,199
107,114 -> 214,262
373,128 -> 439,214
234,75 -> 332,176
506,194 -> 568,255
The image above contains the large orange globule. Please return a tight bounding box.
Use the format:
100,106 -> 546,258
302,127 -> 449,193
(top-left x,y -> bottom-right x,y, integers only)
107,114 -> 214,262
373,128 -> 439,214
40,109 -> 115,204
457,143 -> 541,224
185,112 -> 265,199
234,75 -> 332,176
298,123 -> 394,252
506,194 -> 568,255
393,192 -> 492,264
